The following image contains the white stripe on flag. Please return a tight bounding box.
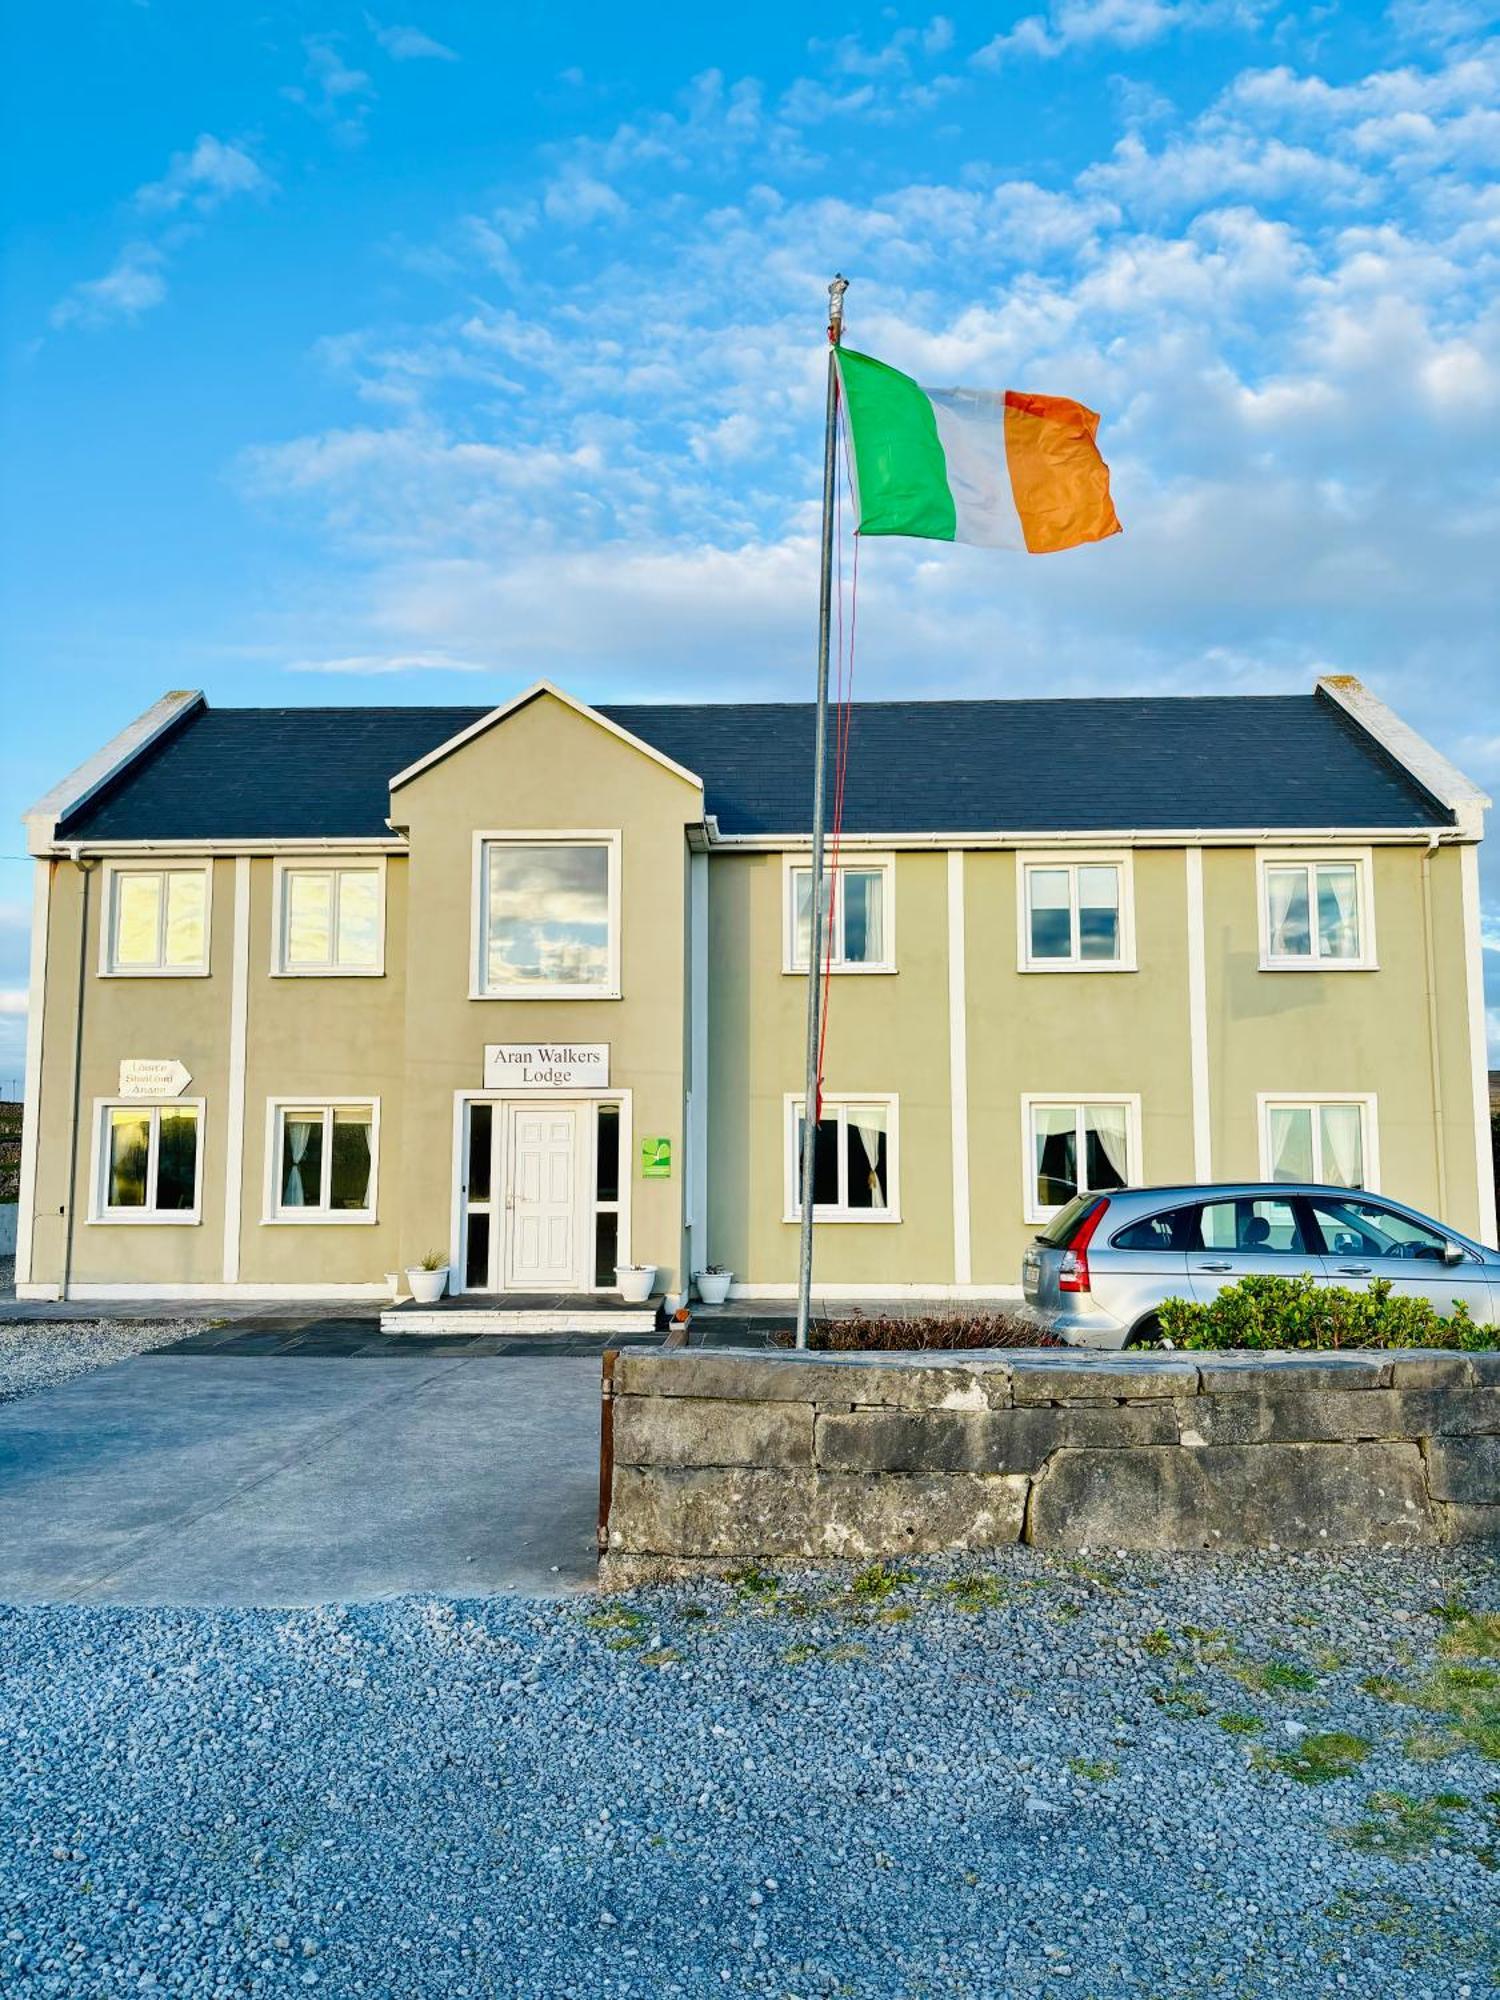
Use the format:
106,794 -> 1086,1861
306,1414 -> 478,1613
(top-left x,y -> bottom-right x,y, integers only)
926,388 -> 1026,549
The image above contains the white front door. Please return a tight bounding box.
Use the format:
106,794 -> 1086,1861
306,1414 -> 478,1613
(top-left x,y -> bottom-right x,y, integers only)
502,1104 -> 581,1289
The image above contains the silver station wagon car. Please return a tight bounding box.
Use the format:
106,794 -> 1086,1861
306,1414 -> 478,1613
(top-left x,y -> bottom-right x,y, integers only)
1019,1181 -> 1500,1349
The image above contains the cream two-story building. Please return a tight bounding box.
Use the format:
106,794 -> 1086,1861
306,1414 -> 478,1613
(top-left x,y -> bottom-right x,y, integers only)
14,675 -> 1495,1304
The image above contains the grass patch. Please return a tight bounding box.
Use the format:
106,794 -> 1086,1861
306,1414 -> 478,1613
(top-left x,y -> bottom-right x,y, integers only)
1230,1657 -> 1318,1695
848,1562 -> 915,1601
1067,1756 -> 1118,1781
1408,1661 -> 1500,1762
1437,1607 -> 1500,1661
1254,1730 -> 1371,1785
781,1642 -> 820,1665
1339,1790 -> 1472,1859
676,1604 -> 709,1623
780,1640 -> 869,1668
727,1566 -> 780,1599
1359,1673 -> 1408,1702
639,1647 -> 679,1668
587,1606 -> 647,1632
1153,1685 -> 1213,1719
937,1576 -> 1009,1614
1142,1628 -> 1173,1657
1217,1712 -> 1264,1736
605,1634 -> 645,1652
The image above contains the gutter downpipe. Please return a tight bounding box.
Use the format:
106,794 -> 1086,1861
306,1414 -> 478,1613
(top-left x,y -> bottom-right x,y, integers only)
1420,832 -> 1447,1219
61,847 -> 99,1304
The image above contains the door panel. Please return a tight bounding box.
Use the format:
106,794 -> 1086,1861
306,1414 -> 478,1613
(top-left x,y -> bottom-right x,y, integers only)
1305,1194 -> 1492,1320
1187,1195 -> 1325,1304
503,1107 -> 580,1289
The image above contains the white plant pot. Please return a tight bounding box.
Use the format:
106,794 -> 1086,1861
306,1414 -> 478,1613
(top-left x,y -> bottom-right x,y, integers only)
385,1272 -> 405,1303
616,1265 -> 656,1304
695,1271 -> 733,1305
406,1266 -> 448,1305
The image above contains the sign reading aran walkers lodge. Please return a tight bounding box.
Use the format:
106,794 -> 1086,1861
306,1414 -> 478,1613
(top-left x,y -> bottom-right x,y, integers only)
482,1043 -> 609,1091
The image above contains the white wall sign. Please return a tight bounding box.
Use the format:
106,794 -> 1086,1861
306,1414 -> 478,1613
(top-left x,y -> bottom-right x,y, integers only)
483,1043 -> 609,1091
119,1058 -> 192,1099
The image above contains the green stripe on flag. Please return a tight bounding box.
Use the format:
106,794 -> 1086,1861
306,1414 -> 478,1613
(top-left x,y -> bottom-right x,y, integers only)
837,348 -> 956,542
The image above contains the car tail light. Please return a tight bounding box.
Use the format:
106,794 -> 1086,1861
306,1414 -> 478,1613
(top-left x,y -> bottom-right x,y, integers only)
1058,1198 -> 1109,1293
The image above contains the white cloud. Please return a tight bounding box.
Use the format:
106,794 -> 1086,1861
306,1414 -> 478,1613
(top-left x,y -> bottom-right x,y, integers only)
974,0 -> 1270,66
135,134 -> 271,215
541,169 -> 627,227
286,651 -> 487,674
365,16 -> 458,61
50,243 -> 167,329
0,991 -> 26,1016
285,36 -> 376,142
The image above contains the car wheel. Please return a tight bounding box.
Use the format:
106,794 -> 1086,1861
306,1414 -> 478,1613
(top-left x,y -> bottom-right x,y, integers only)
1126,1314 -> 1165,1348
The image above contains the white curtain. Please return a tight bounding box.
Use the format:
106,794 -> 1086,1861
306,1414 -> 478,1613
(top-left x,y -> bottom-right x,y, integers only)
1317,866 -> 1359,959
1319,1104 -> 1364,1188
1086,1105 -> 1130,1189
1265,866 -> 1305,956
282,1117 -> 317,1208
1267,1106 -> 1313,1182
849,1110 -> 886,1208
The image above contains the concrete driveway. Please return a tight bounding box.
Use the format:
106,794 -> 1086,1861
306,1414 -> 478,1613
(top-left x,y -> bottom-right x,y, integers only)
0,1339 -> 605,1605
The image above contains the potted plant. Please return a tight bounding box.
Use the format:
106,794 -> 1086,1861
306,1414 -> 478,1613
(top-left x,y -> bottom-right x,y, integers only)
405,1250 -> 449,1305
615,1263 -> 656,1303
694,1264 -> 733,1305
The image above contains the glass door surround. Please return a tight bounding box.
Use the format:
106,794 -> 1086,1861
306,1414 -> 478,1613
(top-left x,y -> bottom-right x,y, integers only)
459,1095 -> 625,1293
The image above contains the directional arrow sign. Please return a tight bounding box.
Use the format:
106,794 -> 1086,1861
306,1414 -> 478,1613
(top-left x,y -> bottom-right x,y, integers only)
119,1058 -> 192,1099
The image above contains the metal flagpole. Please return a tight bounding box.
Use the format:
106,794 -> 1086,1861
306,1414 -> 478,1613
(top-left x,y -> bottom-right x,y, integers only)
795,273 -> 848,1350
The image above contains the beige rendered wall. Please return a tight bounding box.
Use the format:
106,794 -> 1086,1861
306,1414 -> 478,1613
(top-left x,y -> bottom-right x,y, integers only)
964,847 -> 1196,1285
392,692 -> 703,1292
1203,842 -> 1487,1239
707,849 -> 955,1288
30,856 -> 234,1287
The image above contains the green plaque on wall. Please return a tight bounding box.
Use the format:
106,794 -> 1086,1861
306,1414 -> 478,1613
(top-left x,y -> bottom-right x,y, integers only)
641,1136 -> 672,1179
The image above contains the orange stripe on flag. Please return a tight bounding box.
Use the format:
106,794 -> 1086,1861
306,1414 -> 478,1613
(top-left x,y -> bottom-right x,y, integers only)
1002,392 -> 1121,555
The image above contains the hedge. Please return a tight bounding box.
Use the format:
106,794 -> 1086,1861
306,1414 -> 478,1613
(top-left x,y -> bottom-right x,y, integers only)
1158,1274 -> 1497,1351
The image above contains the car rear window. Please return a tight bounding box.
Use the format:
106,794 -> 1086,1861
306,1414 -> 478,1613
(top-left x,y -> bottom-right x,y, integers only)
1111,1205 -> 1197,1251
1034,1193 -> 1105,1248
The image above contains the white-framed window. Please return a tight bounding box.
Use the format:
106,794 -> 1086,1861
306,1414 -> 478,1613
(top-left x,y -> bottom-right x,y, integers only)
100,862 -> 211,976
1022,1094 -> 1141,1224
273,860 -> 385,975
784,1093 -> 900,1223
91,1099 -> 204,1223
1017,854 -> 1135,972
1258,850 -> 1376,970
264,1099 -> 380,1223
782,855 -> 896,973
1258,1094 -> 1378,1191
472,831 -> 621,1000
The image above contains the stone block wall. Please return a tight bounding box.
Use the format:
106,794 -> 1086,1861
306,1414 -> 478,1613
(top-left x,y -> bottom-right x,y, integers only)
599,1346 -> 1500,1578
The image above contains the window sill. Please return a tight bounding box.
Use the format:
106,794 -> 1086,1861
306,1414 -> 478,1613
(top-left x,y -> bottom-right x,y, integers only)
469,988 -> 622,1002
99,966 -> 210,980
1018,961 -> 1137,976
89,1212 -> 202,1226
783,964 -> 898,977
271,967 -> 385,980
263,1212 -> 379,1226
784,1210 -> 902,1226
1258,959 -> 1378,974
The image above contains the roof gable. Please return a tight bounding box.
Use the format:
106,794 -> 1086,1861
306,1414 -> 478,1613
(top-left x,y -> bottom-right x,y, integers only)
387,680 -> 702,796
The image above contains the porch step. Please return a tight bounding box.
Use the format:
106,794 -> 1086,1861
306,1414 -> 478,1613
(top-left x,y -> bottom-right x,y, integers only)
380,1293 -> 658,1336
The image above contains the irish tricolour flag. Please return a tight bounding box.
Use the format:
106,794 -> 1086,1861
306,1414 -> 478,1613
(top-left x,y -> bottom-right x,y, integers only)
836,347 -> 1121,553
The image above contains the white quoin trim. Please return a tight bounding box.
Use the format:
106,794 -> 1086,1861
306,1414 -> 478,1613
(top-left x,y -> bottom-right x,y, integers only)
947,851 -> 971,1285
1185,847 -> 1212,1182
14,858 -> 52,1286
688,850 -> 709,1271
222,857 -> 251,1282
23,690 -> 204,855
387,679 -> 705,796
1459,844 -> 1498,1247
1315,676 -> 1490,840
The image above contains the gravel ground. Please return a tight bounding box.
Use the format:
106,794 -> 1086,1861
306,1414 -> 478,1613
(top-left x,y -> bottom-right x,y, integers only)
3,1549 -> 1496,1999
0,1318 -> 212,1405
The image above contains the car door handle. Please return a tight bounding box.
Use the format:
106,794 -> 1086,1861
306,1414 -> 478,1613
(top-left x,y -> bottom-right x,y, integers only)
1196,1261 -> 1233,1273
1336,1264 -> 1371,1276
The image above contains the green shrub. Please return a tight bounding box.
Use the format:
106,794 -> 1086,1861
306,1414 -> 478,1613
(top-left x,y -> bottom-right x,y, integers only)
1157,1275 -> 1498,1352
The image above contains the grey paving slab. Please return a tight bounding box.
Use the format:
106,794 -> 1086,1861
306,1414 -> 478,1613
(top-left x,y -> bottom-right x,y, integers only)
0,1353 -> 602,1605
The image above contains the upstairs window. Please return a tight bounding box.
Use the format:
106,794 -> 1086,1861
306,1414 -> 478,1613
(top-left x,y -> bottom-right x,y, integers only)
1020,857 -> 1132,971
275,863 -> 384,974
1259,854 -> 1373,969
785,857 -> 895,972
476,834 -> 619,999
103,865 -> 209,976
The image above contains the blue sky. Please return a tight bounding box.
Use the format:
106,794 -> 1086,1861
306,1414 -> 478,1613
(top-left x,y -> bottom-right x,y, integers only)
3,0 -> 1498,1089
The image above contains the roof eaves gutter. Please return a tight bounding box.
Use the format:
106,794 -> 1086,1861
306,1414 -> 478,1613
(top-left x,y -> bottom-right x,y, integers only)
34,834 -> 410,859
23,690 -> 205,858
700,825 -> 1470,852
1316,675 -> 1489,840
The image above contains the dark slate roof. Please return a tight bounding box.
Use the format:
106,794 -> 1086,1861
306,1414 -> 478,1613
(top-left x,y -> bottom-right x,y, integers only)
55,692 -> 1452,842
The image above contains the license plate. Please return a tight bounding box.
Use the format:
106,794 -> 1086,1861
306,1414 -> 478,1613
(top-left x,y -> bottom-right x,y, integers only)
1022,1255 -> 1040,1299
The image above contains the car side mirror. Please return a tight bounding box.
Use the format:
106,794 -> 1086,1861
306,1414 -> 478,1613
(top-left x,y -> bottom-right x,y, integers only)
1442,1241 -> 1465,1266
